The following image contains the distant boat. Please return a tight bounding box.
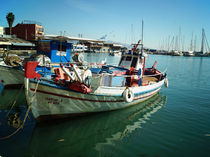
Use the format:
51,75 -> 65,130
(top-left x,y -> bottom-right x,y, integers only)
195,28 -> 210,57
171,50 -> 183,56
183,50 -> 194,56
24,40 -> 168,121
109,51 -> 122,57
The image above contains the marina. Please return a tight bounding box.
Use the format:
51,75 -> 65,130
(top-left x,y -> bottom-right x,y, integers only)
1,0 -> 210,156
0,53 -> 210,156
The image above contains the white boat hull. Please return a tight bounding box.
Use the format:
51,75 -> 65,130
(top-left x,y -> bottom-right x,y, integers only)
25,78 -> 165,120
0,65 -> 24,88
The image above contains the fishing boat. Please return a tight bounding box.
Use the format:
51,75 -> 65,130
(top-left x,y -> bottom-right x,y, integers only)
0,63 -> 24,88
0,40 -> 72,89
24,39 -> 168,121
0,53 -> 25,88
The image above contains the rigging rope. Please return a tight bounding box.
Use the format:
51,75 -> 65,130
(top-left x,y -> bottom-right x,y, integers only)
6,84 -> 24,117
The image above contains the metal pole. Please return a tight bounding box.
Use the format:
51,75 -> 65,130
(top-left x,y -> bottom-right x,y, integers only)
201,28 -> 204,54
141,20 -> 144,55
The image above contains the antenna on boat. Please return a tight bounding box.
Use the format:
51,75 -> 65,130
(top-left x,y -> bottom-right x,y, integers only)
59,31 -> 63,64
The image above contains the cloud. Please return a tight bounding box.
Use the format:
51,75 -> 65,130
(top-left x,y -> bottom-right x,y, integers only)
66,0 -> 97,13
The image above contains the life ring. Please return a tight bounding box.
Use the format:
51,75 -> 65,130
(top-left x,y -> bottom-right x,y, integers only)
123,88 -> 134,103
164,77 -> 168,87
83,69 -> 92,87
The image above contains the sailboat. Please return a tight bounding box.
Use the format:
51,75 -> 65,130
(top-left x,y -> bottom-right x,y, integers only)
195,28 -> 210,57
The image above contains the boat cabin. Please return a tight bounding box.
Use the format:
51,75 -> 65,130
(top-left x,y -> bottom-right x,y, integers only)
118,53 -> 144,71
37,40 -> 72,63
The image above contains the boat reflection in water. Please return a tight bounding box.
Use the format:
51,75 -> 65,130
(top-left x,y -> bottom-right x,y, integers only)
28,93 -> 167,157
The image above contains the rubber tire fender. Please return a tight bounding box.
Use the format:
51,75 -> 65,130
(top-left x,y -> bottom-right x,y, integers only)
123,88 -> 134,103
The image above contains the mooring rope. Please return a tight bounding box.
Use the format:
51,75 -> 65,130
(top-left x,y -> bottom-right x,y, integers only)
0,79 -> 40,140
6,84 -> 24,117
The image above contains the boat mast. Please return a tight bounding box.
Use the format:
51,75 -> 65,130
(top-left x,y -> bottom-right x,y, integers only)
141,20 -> 144,55
201,28 -> 204,54
194,35 -> 197,52
59,31 -> 63,63
190,32 -> 194,51
141,20 -> 145,76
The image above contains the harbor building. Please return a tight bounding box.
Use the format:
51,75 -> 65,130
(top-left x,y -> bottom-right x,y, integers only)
0,35 -> 36,56
44,35 -> 123,53
5,20 -> 44,41
72,44 -> 88,53
83,41 -> 123,53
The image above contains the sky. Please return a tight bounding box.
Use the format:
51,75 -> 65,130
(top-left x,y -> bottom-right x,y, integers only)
0,0 -> 210,50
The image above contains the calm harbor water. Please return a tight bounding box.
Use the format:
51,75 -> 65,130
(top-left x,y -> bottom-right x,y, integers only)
0,54 -> 210,157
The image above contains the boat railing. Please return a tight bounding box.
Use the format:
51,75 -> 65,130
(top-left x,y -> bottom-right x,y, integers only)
91,69 -> 167,88
47,62 -> 107,68
37,62 -> 166,88
94,68 -> 167,78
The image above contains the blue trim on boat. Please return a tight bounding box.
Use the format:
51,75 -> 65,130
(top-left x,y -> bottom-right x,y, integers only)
134,86 -> 162,96
93,85 -> 162,97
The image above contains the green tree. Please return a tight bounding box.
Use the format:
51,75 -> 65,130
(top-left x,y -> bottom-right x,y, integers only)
6,12 -> 15,35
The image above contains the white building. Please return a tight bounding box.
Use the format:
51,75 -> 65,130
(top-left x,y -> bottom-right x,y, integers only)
72,44 -> 88,53
0,27 -> 3,35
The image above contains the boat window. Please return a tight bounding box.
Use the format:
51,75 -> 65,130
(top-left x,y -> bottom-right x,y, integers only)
131,57 -> 138,68
126,56 -> 132,61
119,56 -> 125,65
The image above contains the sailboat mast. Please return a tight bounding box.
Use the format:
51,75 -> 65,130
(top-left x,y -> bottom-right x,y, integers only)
194,35 -> 197,52
201,28 -> 204,54
141,20 -> 145,76
141,20 -> 144,54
